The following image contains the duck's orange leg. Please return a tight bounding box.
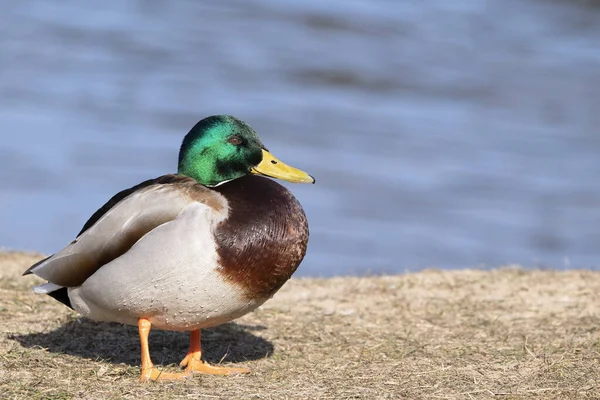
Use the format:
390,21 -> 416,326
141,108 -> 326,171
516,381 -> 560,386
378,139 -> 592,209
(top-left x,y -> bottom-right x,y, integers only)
179,329 -> 251,375
138,318 -> 188,382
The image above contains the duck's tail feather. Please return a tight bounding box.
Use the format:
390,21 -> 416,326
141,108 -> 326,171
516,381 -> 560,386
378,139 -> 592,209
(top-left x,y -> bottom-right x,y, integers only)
32,282 -> 73,310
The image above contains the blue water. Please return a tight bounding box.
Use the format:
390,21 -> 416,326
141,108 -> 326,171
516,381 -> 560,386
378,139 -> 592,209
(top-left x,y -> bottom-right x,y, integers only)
1,0 -> 599,276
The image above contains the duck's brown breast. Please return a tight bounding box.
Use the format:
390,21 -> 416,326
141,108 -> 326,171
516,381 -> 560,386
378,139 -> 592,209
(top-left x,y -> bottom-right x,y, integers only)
213,175 -> 309,300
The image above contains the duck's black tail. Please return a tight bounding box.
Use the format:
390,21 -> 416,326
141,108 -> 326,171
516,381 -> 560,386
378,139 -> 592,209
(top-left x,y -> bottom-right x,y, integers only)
46,287 -> 73,310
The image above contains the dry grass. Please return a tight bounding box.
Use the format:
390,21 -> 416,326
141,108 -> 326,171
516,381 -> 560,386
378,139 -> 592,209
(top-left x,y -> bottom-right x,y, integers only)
0,252 -> 599,399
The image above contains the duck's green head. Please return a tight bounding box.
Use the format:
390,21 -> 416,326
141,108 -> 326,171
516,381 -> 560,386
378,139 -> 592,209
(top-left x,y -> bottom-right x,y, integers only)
178,115 -> 315,187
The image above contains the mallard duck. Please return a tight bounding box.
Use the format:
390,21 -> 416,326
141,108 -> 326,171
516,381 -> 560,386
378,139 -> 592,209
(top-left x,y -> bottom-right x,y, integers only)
23,115 -> 314,382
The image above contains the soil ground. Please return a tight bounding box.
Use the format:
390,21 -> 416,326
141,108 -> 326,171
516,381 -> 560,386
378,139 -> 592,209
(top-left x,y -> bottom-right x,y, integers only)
0,252 -> 599,399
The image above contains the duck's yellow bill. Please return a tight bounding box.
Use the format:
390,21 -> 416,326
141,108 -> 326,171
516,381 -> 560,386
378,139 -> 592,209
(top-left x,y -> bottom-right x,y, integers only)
252,149 -> 315,184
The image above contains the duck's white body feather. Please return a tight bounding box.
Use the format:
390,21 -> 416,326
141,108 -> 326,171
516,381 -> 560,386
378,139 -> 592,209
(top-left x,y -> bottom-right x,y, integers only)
27,178 -> 267,331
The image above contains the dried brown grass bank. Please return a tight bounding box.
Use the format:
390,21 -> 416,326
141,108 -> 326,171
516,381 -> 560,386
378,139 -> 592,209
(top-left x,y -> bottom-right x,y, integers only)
0,252 -> 599,399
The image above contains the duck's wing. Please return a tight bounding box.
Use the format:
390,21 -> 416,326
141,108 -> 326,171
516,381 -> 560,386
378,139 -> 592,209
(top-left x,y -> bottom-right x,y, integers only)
24,174 -> 224,287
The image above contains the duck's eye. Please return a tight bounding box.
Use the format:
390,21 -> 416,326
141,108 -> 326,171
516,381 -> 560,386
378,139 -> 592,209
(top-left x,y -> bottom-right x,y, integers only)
228,135 -> 243,146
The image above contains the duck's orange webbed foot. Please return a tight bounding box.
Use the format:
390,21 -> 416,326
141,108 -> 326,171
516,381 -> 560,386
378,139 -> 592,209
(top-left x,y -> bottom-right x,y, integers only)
140,366 -> 190,382
180,356 -> 251,375
180,330 -> 251,376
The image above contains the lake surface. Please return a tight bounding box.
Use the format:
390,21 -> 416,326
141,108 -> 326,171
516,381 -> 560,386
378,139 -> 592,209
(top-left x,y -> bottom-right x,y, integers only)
1,0 -> 599,276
